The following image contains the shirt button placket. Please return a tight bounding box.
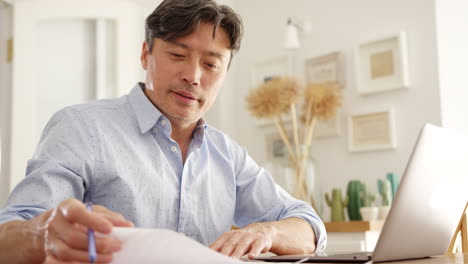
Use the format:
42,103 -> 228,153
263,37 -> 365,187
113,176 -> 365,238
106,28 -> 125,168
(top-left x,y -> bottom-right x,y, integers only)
179,187 -> 186,233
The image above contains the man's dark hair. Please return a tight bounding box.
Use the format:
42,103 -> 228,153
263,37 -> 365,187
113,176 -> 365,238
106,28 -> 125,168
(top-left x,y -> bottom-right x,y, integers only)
145,0 -> 243,57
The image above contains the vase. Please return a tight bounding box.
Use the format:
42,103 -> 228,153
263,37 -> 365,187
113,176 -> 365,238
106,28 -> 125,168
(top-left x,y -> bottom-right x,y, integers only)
264,160 -> 295,195
291,145 -> 323,217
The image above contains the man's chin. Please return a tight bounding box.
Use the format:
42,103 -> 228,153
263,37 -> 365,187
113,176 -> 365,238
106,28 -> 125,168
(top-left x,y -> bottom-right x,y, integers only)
167,112 -> 200,123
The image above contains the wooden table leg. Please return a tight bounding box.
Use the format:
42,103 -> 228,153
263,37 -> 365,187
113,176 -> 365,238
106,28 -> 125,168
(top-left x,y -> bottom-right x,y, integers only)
462,210 -> 467,253
448,203 -> 468,253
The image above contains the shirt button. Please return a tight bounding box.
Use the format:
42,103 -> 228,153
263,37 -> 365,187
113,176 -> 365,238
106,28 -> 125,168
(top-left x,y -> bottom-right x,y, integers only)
152,127 -> 158,133
171,146 -> 177,152
161,120 -> 167,125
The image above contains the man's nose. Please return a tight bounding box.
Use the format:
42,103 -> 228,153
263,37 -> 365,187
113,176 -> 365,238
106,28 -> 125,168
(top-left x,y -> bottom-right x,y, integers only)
181,61 -> 201,86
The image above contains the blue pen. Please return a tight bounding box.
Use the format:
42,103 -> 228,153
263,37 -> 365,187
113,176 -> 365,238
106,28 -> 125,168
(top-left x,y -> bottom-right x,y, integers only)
86,202 -> 97,263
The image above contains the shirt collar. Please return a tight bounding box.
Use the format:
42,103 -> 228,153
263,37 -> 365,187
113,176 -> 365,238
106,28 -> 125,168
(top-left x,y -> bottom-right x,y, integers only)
196,118 -> 208,130
128,83 -> 164,134
128,83 -> 208,134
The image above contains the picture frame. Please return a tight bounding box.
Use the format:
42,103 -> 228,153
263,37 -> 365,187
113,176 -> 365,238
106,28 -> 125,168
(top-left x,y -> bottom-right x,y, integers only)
251,55 -> 293,88
348,108 -> 397,152
250,55 -> 293,127
305,52 -> 344,138
265,129 -> 292,162
305,51 -> 344,86
355,32 -> 410,95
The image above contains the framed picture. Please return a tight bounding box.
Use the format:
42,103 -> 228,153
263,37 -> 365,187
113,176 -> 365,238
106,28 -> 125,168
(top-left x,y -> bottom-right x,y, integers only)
314,110 -> 341,138
265,129 -> 292,162
305,51 -> 344,86
251,55 -> 293,127
305,52 -> 344,138
348,108 -> 397,152
251,55 -> 293,88
355,32 -> 410,95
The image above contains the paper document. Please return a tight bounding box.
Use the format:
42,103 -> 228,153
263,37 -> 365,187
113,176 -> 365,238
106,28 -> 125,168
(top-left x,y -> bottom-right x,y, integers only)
110,227 -> 246,264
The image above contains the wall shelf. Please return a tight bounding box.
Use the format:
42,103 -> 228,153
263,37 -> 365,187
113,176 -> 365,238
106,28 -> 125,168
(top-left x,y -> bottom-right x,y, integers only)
325,220 -> 384,232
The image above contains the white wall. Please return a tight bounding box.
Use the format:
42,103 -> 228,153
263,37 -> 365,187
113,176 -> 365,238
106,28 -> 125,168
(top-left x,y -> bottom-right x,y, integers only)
0,5 -> 13,205
232,0 -> 442,220
7,0 -> 143,193
35,19 -> 98,140
435,0 -> 468,136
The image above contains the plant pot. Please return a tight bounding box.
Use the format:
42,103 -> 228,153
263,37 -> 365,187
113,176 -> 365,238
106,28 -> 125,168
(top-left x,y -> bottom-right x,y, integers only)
378,206 -> 390,220
360,206 -> 378,221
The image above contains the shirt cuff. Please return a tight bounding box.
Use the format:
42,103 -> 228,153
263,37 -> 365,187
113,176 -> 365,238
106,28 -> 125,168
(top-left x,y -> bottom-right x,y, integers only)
0,214 -> 27,225
0,205 -> 46,225
282,212 -> 328,253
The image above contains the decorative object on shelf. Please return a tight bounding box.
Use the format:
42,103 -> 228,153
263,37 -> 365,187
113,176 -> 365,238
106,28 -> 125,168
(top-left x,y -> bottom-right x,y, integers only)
348,107 -> 397,152
347,180 -> 363,221
246,77 -> 342,207
325,188 -> 349,222
386,172 -> 399,199
305,51 -> 344,139
378,178 -> 392,206
377,178 -> 393,220
355,31 -> 410,95
359,182 -> 378,221
360,182 -> 376,207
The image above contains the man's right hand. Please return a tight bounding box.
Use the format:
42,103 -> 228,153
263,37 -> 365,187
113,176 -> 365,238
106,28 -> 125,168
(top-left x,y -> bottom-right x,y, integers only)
35,199 -> 133,263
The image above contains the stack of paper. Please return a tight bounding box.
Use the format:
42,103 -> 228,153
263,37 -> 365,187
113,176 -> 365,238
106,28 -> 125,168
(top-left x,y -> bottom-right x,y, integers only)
110,227 -> 249,264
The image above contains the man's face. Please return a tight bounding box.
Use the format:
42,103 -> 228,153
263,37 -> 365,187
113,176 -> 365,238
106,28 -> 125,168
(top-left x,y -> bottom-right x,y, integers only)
141,23 -> 231,125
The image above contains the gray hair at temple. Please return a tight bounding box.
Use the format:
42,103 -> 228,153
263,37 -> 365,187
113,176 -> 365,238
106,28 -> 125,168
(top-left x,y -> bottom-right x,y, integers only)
145,0 -> 244,60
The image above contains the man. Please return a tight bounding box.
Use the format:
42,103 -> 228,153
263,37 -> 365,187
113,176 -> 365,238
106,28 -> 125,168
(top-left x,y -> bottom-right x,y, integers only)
0,0 -> 326,263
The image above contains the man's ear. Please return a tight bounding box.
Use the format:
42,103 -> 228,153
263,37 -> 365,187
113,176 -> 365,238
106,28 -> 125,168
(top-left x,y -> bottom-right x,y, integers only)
141,41 -> 150,70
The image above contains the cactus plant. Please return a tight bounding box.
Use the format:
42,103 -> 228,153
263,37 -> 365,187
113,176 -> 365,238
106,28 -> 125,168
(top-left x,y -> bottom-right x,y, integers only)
346,180 -> 363,220
359,182 -> 375,207
325,188 -> 349,222
386,172 -> 399,199
377,178 -> 392,206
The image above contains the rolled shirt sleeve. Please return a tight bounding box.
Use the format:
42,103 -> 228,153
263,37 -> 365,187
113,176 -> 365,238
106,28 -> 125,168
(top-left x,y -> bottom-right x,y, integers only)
0,108 -> 93,224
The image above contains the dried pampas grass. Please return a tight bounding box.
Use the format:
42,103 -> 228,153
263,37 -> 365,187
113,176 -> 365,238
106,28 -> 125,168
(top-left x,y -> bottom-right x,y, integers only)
245,77 -> 301,119
244,77 -> 343,205
302,82 -> 342,123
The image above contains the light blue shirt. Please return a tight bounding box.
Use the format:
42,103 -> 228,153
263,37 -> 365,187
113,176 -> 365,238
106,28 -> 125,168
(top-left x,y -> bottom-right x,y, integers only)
0,83 -> 326,251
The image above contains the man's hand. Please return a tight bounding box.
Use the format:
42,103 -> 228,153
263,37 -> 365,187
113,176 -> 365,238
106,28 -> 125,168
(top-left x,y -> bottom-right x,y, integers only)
38,199 -> 133,263
210,218 -> 317,259
209,222 -> 278,259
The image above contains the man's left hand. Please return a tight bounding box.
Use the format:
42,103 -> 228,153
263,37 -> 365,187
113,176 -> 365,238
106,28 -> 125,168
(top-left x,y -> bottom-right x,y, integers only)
209,222 -> 278,259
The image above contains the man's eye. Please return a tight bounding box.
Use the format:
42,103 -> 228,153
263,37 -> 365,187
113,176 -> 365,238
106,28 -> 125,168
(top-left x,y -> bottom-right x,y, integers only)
206,63 -> 218,69
170,53 -> 185,58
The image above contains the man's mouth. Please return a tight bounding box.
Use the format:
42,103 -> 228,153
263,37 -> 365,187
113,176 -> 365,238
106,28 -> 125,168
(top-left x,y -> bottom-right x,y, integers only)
172,90 -> 199,105
174,91 -> 197,100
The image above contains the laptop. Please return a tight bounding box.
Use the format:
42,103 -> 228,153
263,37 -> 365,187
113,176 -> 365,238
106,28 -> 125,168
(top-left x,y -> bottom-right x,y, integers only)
254,124 -> 468,263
